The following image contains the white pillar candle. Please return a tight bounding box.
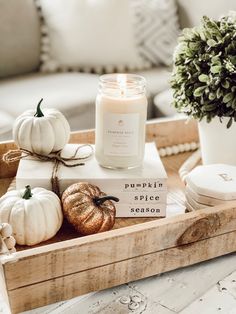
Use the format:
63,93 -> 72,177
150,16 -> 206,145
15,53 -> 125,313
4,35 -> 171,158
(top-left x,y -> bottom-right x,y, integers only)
95,74 -> 147,169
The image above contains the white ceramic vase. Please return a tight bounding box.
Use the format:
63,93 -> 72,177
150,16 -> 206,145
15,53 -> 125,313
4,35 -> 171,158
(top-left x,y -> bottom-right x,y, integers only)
198,117 -> 236,165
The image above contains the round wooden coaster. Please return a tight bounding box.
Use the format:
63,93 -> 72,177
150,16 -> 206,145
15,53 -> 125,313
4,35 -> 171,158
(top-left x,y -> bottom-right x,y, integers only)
185,164 -> 236,200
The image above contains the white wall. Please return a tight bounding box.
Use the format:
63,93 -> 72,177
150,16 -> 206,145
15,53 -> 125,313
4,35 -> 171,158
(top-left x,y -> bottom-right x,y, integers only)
177,0 -> 236,28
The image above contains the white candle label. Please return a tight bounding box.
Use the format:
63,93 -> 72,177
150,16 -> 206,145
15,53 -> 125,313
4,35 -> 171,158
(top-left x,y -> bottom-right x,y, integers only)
103,113 -> 139,156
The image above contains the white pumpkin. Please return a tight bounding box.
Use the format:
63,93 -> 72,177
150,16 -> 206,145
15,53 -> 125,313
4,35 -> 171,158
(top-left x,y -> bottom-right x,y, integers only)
13,99 -> 70,155
0,185 -> 63,246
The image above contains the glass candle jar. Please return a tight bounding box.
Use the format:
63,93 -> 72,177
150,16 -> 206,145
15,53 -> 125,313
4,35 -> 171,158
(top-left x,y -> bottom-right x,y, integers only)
95,73 -> 147,169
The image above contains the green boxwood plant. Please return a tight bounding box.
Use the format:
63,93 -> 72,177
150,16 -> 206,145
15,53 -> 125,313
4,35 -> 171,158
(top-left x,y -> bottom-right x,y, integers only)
171,12 -> 236,128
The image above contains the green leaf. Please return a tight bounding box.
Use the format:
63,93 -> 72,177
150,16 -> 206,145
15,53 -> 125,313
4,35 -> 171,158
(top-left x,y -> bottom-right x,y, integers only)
203,104 -> 217,111
210,65 -> 222,74
207,39 -> 217,47
223,93 -> 234,103
230,56 -> 236,65
189,42 -> 200,50
193,61 -> 201,71
216,88 -> 222,99
199,31 -> 206,41
209,93 -> 216,100
227,117 -> 233,128
182,28 -> 195,40
211,56 -> 221,63
232,97 -> 236,109
226,102 -> 233,108
193,86 -> 206,97
222,81 -> 230,89
198,74 -> 209,83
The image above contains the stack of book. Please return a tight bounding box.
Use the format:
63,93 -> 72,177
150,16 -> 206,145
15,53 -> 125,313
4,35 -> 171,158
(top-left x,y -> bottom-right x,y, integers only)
16,142 -> 168,217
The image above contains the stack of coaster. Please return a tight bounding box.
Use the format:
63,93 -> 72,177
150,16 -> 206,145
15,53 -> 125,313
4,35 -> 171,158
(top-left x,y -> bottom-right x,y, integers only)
185,164 -> 236,211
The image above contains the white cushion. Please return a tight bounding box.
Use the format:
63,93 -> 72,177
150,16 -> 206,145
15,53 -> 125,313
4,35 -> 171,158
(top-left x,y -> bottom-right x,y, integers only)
0,73 -> 99,132
177,0 -> 236,28
134,0 -> 180,66
138,67 -> 171,96
39,0 -> 149,73
153,89 -> 179,117
39,0 -> 180,73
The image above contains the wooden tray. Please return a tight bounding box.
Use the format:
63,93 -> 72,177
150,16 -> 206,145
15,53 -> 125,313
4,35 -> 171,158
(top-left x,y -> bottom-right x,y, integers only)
1,118 -> 236,314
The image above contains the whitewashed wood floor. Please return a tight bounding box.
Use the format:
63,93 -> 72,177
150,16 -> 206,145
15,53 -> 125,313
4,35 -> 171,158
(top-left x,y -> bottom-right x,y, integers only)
1,253 -> 235,314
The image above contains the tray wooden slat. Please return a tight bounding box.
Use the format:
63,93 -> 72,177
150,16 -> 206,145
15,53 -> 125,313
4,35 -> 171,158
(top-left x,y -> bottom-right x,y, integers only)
3,200 -> 236,293
8,229 -> 236,314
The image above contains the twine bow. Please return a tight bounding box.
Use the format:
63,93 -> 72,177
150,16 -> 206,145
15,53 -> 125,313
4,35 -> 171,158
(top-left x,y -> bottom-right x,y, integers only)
3,145 -> 93,196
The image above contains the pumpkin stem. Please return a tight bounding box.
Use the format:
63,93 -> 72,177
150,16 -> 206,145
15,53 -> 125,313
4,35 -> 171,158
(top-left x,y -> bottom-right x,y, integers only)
22,185 -> 33,200
34,98 -> 44,117
94,196 -> 119,206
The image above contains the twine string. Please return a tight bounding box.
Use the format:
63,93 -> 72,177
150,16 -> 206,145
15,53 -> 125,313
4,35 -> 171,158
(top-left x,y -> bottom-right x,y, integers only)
2,144 -> 93,196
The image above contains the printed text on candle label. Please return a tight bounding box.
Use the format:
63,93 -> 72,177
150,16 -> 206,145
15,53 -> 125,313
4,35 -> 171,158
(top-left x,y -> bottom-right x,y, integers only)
103,113 -> 139,156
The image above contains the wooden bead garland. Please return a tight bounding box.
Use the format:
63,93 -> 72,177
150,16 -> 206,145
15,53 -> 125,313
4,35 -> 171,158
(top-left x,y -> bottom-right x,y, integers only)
158,142 -> 199,157
178,149 -> 201,183
0,223 -> 16,254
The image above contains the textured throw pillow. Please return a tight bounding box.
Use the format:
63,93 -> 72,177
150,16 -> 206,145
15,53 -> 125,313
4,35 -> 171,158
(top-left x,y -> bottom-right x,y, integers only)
39,0 -> 179,73
133,0 -> 180,66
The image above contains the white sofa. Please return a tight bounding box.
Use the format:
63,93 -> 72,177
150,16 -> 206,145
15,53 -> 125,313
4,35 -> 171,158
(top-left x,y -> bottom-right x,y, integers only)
0,0 -> 235,141
0,68 -> 171,140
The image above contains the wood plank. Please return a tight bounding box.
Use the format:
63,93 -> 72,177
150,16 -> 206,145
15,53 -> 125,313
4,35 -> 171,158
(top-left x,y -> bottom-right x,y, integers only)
9,255 -> 236,314
218,269 -> 236,299
0,117 -> 198,179
0,264 -> 11,314
60,292 -> 174,314
181,285 -> 236,314
133,253 -> 236,312
145,117 -> 198,148
8,230 -> 236,314
3,200 -> 236,290
0,141 -> 18,179
69,117 -> 199,149
180,270 -> 236,314
0,178 -> 13,196
22,293 -> 96,314
23,286 -> 175,314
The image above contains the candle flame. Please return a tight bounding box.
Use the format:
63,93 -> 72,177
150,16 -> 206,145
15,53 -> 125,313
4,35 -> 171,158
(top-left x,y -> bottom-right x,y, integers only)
117,74 -> 127,96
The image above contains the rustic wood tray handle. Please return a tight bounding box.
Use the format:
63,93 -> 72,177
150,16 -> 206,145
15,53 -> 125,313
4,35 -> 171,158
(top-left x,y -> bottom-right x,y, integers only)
177,214 -> 221,246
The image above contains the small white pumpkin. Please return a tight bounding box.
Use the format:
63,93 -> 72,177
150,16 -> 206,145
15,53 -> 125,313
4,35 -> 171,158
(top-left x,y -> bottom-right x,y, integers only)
13,99 -> 70,155
0,185 -> 63,246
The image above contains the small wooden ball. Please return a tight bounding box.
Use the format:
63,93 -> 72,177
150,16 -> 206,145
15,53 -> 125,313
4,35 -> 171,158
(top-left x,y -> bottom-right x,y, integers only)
1,223 -> 12,238
4,236 -> 16,250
